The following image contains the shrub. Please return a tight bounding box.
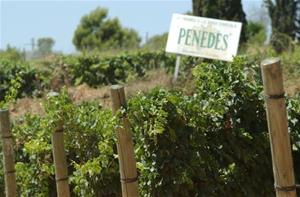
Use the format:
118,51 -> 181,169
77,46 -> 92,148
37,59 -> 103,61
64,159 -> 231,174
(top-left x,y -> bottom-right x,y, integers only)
0,91 -> 120,196
270,31 -> 294,53
246,21 -> 266,44
142,33 -> 168,51
127,57 -> 273,196
0,46 -> 24,62
60,51 -> 176,86
0,59 -> 41,100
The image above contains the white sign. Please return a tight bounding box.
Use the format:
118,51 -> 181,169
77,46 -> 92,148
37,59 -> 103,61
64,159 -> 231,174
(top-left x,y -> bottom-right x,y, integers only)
166,13 -> 242,61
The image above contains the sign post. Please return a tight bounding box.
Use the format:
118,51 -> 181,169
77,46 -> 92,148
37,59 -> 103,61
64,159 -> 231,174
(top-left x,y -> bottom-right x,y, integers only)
172,55 -> 181,83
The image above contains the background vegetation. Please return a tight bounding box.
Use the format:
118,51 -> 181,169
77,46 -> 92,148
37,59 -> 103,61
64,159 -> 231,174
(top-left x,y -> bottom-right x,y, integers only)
0,1 -> 300,196
73,7 -> 141,52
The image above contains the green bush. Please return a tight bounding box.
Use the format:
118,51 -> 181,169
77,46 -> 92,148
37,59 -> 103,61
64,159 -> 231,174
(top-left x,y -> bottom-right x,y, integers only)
128,57 -> 300,196
287,94 -> 300,185
60,51 -> 176,86
246,21 -> 266,44
128,57 -> 272,196
10,91 -> 120,196
0,46 -> 24,62
270,31 -> 294,53
0,91 -> 117,196
0,59 -> 41,100
1,51 -> 177,99
142,33 -> 168,50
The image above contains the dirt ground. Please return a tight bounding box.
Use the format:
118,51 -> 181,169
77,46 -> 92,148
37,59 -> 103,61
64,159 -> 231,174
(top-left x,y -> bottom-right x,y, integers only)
10,69 -> 173,119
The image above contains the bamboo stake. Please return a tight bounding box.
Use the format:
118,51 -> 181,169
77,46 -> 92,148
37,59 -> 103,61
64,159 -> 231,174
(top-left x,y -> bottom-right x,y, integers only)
51,124 -> 70,197
0,109 -> 17,197
261,58 -> 296,197
110,85 -> 139,197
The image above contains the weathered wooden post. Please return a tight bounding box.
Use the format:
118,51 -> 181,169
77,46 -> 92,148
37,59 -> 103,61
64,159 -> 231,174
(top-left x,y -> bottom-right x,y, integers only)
48,92 -> 70,197
52,123 -> 70,197
110,85 -> 139,197
261,58 -> 297,197
0,109 -> 17,197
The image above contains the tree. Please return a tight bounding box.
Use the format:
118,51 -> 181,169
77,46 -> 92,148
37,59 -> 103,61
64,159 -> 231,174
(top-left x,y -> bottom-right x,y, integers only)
192,0 -> 248,42
246,21 -> 266,44
265,0 -> 299,39
0,45 -> 24,61
142,33 -> 168,50
37,37 -> 55,55
73,7 -> 141,51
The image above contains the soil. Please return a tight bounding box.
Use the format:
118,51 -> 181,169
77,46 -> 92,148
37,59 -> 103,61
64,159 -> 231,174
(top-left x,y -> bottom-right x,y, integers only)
10,69 -> 172,119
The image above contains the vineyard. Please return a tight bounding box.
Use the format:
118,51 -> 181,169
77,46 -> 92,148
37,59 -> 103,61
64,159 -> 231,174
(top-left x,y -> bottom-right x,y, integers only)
0,47 -> 300,196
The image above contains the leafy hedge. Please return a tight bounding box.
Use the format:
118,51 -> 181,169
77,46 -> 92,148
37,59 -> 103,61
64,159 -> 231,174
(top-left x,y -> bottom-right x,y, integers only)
14,92 -> 120,197
59,51 -> 176,86
0,59 -> 41,100
0,51 -> 177,99
128,57 -> 273,196
0,57 -> 300,196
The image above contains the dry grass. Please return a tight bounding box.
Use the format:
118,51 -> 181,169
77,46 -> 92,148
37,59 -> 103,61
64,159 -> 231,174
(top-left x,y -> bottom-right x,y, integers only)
10,97 -> 45,119
284,77 -> 300,96
125,69 -> 172,96
244,43 -> 300,96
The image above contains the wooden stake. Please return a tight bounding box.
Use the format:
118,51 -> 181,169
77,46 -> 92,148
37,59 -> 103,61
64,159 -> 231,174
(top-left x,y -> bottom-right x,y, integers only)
0,109 -> 17,197
110,85 -> 139,197
52,125 -> 70,197
261,58 -> 296,197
